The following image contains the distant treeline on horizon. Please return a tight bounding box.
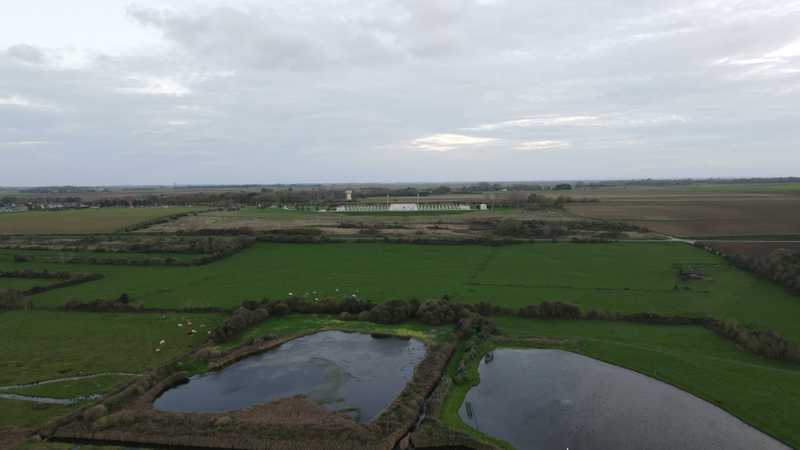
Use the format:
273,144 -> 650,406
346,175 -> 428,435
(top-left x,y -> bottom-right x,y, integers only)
4,176 -> 800,194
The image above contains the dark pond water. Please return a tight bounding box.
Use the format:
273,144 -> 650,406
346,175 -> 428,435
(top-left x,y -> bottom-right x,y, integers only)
154,331 -> 426,423
460,349 -> 789,450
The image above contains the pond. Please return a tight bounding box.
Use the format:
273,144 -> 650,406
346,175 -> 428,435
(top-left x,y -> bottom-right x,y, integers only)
154,331 -> 426,423
460,349 -> 788,450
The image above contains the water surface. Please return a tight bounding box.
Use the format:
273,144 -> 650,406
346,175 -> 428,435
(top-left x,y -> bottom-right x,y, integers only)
460,349 -> 788,450
155,331 -> 426,423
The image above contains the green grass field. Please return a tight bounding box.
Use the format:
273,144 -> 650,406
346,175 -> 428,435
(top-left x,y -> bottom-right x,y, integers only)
0,311 -> 446,434
4,241 -> 800,449
0,311 -> 224,430
7,242 -> 800,341
0,278 -> 58,290
441,318 -> 800,449
0,207 -> 198,234
0,311 -> 223,386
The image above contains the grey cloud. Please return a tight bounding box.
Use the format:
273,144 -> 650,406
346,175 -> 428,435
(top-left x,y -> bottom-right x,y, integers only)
125,1 -> 504,70
6,44 -> 46,64
0,0 -> 799,185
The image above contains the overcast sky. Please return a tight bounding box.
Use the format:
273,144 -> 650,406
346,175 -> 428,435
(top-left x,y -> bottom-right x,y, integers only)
1,0 -> 799,185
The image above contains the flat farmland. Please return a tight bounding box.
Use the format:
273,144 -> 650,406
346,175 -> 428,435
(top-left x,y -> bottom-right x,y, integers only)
6,242 -> 800,341
566,190 -> 800,237
141,206 -> 575,235
0,207 -> 199,235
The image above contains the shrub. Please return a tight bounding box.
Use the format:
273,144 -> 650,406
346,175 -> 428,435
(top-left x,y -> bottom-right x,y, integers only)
416,298 -> 458,325
368,299 -> 417,324
341,295 -> 373,314
64,296 -> 142,312
214,416 -> 234,428
82,404 -> 108,422
620,312 -> 703,325
495,219 -> 528,237
705,319 -> 800,362
518,301 -> 582,319
701,244 -> 800,295
92,410 -> 136,431
457,314 -> 496,338
0,289 -> 25,310
241,299 -> 261,310
585,309 -> 603,320
518,304 -> 540,318
475,301 -> 515,316
210,306 -> 270,343
266,299 -> 290,316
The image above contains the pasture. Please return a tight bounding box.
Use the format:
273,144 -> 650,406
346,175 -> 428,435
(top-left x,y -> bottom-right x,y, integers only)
0,311 -> 224,429
6,242 -> 800,341
0,207 -> 199,235
0,311 -> 224,386
5,237 -> 800,449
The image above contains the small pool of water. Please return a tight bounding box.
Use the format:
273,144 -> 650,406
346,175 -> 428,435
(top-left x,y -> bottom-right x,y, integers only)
154,331 -> 426,423
460,349 -> 788,450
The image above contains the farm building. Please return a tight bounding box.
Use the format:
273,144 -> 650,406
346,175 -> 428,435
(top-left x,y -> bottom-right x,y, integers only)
389,203 -> 419,212
335,202 -> 476,213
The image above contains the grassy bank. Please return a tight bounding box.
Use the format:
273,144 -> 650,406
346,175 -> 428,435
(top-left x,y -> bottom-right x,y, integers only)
215,313 -> 454,351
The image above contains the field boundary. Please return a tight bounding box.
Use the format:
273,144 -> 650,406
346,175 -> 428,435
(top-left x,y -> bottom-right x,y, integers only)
464,281 -> 708,294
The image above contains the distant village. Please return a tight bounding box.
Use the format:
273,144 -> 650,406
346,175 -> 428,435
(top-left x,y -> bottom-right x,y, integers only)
0,201 -> 90,214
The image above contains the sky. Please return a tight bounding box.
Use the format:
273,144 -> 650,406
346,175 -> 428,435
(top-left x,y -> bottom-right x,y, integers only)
1,0 -> 799,186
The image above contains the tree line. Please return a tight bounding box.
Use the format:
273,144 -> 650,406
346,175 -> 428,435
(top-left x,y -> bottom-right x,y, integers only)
699,244 -> 800,295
